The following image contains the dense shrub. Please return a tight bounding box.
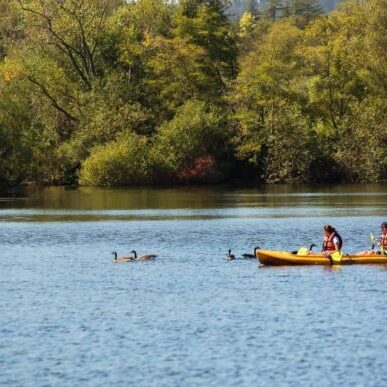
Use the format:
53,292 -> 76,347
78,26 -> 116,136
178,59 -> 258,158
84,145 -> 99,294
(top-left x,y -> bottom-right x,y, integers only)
152,99 -> 229,183
79,133 -> 154,186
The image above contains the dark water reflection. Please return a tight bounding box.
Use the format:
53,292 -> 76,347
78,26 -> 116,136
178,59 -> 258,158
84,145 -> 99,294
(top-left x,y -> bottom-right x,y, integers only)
0,184 -> 386,386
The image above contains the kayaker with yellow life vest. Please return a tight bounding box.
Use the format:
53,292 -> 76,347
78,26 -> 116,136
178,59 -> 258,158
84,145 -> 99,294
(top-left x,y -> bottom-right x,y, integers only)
321,225 -> 343,255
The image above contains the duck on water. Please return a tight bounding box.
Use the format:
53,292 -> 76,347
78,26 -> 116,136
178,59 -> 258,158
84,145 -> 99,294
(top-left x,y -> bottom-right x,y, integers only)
241,246 -> 260,259
112,250 -> 157,262
130,250 -> 157,260
224,249 -> 236,260
111,251 -> 135,262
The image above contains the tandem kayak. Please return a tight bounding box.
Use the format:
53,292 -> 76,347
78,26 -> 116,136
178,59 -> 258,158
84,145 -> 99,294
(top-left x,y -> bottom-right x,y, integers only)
256,249 -> 387,266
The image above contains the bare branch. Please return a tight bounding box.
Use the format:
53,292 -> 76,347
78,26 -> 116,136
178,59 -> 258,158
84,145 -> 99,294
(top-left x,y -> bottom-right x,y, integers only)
17,0 -> 92,88
56,1 -> 97,76
91,1 -> 109,55
27,76 -> 79,122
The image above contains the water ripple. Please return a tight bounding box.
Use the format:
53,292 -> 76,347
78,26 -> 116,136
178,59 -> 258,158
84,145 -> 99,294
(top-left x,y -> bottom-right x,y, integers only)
0,186 -> 386,386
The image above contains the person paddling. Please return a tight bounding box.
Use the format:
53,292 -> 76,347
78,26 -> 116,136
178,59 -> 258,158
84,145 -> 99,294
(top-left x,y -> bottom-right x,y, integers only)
379,222 -> 387,254
355,222 -> 387,256
321,225 -> 343,256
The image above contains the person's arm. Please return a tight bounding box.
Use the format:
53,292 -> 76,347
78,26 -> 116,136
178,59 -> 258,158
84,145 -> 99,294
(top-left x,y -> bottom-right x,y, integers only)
378,236 -> 386,254
377,236 -> 382,248
332,236 -> 341,252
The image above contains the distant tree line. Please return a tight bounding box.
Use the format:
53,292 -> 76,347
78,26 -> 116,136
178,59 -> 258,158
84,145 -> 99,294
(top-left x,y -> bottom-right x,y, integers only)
0,0 -> 386,186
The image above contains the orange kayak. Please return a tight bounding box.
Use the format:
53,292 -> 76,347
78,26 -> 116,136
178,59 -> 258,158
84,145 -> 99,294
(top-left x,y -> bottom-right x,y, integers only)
256,249 -> 387,266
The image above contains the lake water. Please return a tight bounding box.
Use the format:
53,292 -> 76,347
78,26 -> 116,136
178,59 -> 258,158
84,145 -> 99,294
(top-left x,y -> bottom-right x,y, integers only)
0,184 -> 386,386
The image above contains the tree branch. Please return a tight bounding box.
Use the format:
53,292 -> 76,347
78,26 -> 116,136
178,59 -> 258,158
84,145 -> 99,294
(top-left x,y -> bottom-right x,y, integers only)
56,2 -> 96,76
18,0 -> 92,89
27,76 -> 78,122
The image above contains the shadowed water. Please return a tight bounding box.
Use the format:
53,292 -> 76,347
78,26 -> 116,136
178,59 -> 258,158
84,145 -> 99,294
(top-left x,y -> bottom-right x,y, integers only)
0,185 -> 386,386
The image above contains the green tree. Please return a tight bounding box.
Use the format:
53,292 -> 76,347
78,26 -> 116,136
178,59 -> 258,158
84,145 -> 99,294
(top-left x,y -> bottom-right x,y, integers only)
145,36 -> 219,117
360,0 -> 387,99
263,0 -> 284,21
0,0 -> 24,60
334,98 -> 387,182
286,0 -> 322,27
175,0 -> 238,90
238,11 -> 256,39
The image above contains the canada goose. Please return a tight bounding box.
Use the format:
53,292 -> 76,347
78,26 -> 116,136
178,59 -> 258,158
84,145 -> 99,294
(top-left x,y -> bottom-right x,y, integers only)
242,246 -> 260,259
111,251 -> 134,262
130,250 -> 157,260
225,249 -> 236,260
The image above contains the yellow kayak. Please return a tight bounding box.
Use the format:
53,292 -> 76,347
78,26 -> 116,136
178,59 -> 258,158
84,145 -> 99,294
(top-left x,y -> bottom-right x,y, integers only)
256,249 -> 387,266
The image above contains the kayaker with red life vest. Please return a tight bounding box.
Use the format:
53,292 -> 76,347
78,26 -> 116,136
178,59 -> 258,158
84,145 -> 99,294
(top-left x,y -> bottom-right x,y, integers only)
379,222 -> 387,254
321,225 -> 343,255
355,222 -> 387,255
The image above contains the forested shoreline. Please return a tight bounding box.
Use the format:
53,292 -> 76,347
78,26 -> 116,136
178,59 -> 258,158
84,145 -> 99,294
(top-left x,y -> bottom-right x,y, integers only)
0,0 -> 386,187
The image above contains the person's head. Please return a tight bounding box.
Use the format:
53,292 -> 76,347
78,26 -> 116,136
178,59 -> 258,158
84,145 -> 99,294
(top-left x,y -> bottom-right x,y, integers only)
381,222 -> 387,234
323,225 -> 336,236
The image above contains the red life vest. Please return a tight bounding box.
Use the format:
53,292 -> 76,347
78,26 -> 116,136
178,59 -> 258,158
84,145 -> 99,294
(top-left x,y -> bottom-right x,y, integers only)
322,232 -> 342,251
381,234 -> 387,250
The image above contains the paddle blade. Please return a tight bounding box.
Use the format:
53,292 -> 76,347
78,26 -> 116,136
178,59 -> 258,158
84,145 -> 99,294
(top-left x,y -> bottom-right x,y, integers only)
331,251 -> 343,263
370,232 -> 377,243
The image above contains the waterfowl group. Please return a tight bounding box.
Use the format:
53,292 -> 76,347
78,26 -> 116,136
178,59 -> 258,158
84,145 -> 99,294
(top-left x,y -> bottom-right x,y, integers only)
112,250 -> 157,262
113,247 -> 259,263
225,247 -> 261,260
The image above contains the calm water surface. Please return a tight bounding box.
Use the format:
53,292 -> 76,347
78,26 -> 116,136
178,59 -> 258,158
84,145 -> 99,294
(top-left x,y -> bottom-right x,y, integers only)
1,185 -> 386,386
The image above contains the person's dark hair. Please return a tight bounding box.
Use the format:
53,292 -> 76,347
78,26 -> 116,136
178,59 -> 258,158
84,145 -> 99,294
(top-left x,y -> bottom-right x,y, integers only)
324,225 -> 336,234
382,222 -> 387,229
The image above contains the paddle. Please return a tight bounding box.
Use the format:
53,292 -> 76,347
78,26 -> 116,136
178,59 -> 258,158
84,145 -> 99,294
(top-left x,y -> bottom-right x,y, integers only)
370,232 -> 377,250
329,251 -> 343,264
